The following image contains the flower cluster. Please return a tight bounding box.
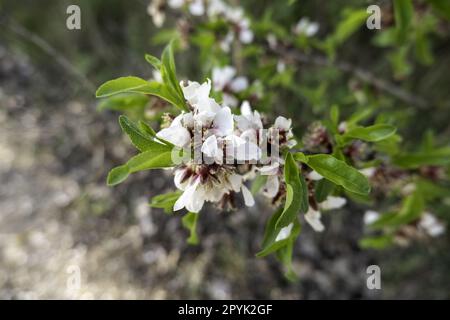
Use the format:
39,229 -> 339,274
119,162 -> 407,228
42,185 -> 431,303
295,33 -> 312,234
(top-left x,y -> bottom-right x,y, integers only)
155,78 -> 294,214
148,0 -> 253,51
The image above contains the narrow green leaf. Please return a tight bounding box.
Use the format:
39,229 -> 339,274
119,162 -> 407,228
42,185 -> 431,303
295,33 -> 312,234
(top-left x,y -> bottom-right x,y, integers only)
394,0 -> 414,42
96,93 -> 148,112
144,54 -> 162,70
257,208 -> 301,258
106,144 -> 176,186
182,212 -> 199,245
330,105 -> 340,126
359,235 -> 394,249
107,165 -> 130,186
161,41 -> 185,103
276,239 -> 297,281
306,154 -> 370,195
119,115 -> 163,152
96,77 -> 187,111
315,179 -> 335,202
293,152 -> 308,163
370,191 -> 424,229
276,153 -> 308,228
393,147 -> 450,168
150,191 -> 182,213
343,124 -> 397,142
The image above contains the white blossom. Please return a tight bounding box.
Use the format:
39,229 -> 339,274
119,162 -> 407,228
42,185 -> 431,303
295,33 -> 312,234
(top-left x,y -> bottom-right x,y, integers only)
147,0 -> 166,27
319,196 -> 347,211
363,210 -> 380,225
294,17 -> 319,37
419,212 -> 445,237
307,170 -> 323,181
359,167 -> 376,178
305,207 -> 325,232
275,223 -> 294,242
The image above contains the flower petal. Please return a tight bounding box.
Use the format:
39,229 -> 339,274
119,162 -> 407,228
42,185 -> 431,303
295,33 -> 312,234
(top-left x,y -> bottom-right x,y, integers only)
262,175 -> 279,198
241,185 -> 255,207
213,106 -> 234,136
319,196 -> 347,211
305,208 -> 325,232
156,126 -> 191,148
275,223 -> 293,242
201,135 -> 219,157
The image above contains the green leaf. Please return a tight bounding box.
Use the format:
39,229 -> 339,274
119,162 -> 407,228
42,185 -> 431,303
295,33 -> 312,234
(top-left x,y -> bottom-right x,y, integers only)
330,105 -> 340,126
96,93 -> 148,113
144,54 -> 162,70
329,9 -> 368,47
394,0 -> 414,42
150,191 -> 182,213
275,239 -> 297,281
427,0 -> 450,20
96,77 -> 187,111
359,235 -> 394,249
393,147 -> 450,168
107,144 -> 176,186
119,115 -> 163,152
343,124 -> 397,142
182,212 -> 199,245
257,208 -> 301,258
370,191 -> 424,229
107,165 -> 130,186
293,152 -> 308,163
315,179 -> 335,202
96,76 -> 154,97
275,153 -> 308,228
305,154 -> 370,195
161,41 -> 185,104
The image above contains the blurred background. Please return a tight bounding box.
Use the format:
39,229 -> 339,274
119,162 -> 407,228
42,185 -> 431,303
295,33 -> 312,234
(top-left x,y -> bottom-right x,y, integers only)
0,0 -> 449,299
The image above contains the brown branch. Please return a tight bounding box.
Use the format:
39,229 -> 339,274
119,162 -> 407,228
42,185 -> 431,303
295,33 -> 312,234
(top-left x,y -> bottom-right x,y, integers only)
273,46 -> 429,110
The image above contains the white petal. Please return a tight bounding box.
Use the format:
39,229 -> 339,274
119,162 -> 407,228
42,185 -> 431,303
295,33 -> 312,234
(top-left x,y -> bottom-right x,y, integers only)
274,116 -> 292,131
194,110 -> 215,126
319,196 -> 347,211
257,163 -> 279,176
359,167 -> 376,178
212,66 -> 236,91
228,174 -> 243,192
201,135 -> 219,157
240,100 -> 252,117
230,76 -> 248,92
419,213 -> 445,237
189,0 -> 205,16
307,170 -> 323,181
213,107 -> 233,136
363,210 -> 380,225
234,140 -> 261,161
156,126 -> 191,148
168,0 -> 184,9
174,178 -> 200,212
262,175 -> 279,198
182,112 -> 194,128
222,93 -> 238,108
275,223 -> 293,242
240,129 -> 258,145
305,208 -> 324,232
239,28 -> 254,43
174,169 -> 188,190
181,79 -> 211,106
241,185 -> 255,207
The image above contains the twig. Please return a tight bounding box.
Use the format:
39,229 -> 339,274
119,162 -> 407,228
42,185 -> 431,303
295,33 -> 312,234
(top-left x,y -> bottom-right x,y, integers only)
274,46 -> 429,110
1,17 -> 96,94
